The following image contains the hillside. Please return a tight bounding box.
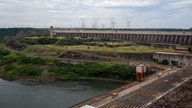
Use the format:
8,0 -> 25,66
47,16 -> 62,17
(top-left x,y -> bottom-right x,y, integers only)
0,28 -> 49,39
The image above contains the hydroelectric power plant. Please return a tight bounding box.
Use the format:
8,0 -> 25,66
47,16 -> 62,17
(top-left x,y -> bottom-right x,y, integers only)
51,28 -> 192,46
49,27 -> 192,107
51,27 -> 192,67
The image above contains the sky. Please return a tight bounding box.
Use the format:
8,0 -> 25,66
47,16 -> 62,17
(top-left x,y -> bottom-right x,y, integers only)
0,0 -> 192,28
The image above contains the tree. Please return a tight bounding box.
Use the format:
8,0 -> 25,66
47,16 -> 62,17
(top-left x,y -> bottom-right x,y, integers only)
188,48 -> 192,52
162,59 -> 169,65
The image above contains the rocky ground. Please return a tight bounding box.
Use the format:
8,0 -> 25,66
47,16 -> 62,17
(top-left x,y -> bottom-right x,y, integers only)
149,78 -> 192,108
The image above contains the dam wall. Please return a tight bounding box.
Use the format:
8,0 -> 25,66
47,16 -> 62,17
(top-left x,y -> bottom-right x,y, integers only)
52,29 -> 192,45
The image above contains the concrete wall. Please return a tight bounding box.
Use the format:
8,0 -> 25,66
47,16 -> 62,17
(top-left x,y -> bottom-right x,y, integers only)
52,29 -> 192,45
118,53 -> 153,61
153,52 -> 192,66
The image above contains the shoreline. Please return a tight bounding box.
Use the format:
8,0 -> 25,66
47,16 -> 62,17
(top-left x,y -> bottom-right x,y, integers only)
0,75 -> 131,84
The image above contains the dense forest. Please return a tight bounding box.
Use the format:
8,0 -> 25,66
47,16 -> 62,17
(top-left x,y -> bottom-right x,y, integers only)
0,28 -> 49,39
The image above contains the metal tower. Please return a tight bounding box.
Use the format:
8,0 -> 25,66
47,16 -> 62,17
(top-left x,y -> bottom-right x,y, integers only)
81,18 -> 86,28
92,18 -> 99,29
126,17 -> 132,28
102,24 -> 106,29
109,17 -> 116,29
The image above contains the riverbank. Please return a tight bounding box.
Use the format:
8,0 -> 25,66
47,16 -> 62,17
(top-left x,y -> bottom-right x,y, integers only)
0,78 -> 123,108
0,75 -> 130,86
71,67 -> 170,108
0,45 -> 136,83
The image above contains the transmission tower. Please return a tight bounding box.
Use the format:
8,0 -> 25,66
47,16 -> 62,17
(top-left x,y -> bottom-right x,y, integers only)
109,17 -> 116,29
102,24 -> 106,29
126,17 -> 132,28
81,18 -> 86,28
92,18 -> 99,29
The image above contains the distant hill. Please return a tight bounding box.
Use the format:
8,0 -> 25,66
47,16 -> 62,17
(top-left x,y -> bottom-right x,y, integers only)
0,28 -> 49,39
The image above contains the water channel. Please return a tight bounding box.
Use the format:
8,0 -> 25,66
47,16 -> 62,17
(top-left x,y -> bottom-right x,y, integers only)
0,78 -> 123,108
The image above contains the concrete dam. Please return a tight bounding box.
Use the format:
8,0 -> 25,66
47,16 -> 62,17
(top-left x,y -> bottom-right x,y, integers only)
51,28 -> 192,66
51,28 -> 192,45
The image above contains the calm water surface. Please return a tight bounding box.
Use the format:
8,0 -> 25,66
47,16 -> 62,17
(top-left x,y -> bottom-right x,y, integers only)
0,79 -> 122,108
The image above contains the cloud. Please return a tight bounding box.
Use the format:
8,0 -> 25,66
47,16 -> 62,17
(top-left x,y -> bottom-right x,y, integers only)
0,0 -> 191,28
169,0 -> 192,8
70,0 -> 159,7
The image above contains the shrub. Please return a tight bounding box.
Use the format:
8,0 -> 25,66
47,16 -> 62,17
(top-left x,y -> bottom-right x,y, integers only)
162,59 -> 169,65
20,38 -> 39,45
0,57 -> 17,66
108,64 -> 133,79
19,56 -> 47,65
56,37 -> 83,46
49,62 -> 135,80
30,57 -> 47,65
0,48 -> 10,58
16,64 -> 43,76
19,56 -> 32,64
53,60 -> 68,67
4,64 -> 16,71
188,48 -> 192,52
38,37 -> 58,44
61,71 -> 78,78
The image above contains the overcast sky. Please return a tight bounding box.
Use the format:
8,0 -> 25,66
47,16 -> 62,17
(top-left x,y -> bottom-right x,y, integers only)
0,0 -> 192,28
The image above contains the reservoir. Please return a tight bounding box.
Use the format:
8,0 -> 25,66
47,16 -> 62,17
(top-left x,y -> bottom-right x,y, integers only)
0,79 -> 122,108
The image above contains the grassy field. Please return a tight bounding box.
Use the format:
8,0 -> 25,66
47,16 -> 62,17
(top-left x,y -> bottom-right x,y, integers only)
23,44 -> 184,58
33,44 -> 177,52
22,36 -> 187,53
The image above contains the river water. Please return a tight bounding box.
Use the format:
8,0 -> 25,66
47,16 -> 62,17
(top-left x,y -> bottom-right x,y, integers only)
0,79 -> 122,108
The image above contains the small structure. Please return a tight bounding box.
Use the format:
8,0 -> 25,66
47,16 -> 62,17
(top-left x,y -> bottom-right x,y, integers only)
80,105 -> 96,108
111,92 -> 118,99
135,64 -> 146,81
50,26 -> 54,36
153,52 -> 192,67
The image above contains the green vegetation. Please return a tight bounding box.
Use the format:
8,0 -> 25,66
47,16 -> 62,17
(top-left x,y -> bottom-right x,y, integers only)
153,59 -> 169,65
38,37 -> 58,45
8,64 -> 43,76
20,38 -> 39,45
1,28 -> 191,82
0,28 -> 49,39
49,61 -> 134,80
0,48 -> 10,58
20,35 -> 184,55
0,47 -> 47,78
161,59 -> 169,65
23,44 -> 178,57
20,37 -> 58,45
0,46 -> 135,81
188,48 -> 192,52
56,37 -> 84,46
